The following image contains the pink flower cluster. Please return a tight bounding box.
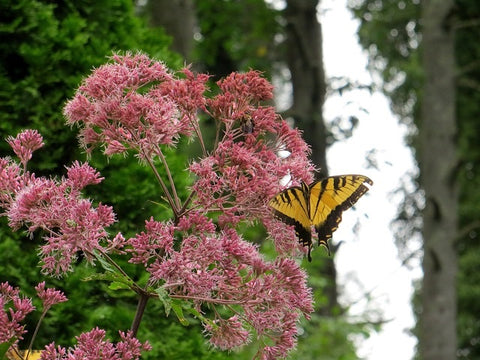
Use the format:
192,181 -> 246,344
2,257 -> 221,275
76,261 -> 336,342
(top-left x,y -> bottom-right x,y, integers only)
35,281 -> 68,312
1,281 -> 149,360
1,281 -> 69,348
41,328 -> 151,360
63,53 -> 209,159
190,71 -> 314,227
6,129 -> 44,169
128,212 -> 313,358
1,53 -> 318,358
0,282 -> 35,344
2,156 -> 119,275
0,131 -> 40,208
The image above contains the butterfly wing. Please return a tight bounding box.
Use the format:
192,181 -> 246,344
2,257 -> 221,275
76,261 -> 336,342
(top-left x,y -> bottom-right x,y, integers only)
309,175 -> 373,251
269,184 -> 313,258
6,350 -> 43,360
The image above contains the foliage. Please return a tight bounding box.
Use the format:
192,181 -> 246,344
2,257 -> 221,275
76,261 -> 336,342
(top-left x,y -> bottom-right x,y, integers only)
349,0 -> 422,125
294,314 -> 368,360
193,0 -> 281,78
455,1 -> 480,357
0,0 -> 178,171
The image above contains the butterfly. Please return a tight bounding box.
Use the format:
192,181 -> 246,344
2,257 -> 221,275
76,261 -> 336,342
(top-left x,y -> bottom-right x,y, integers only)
6,349 -> 43,360
269,174 -> 373,261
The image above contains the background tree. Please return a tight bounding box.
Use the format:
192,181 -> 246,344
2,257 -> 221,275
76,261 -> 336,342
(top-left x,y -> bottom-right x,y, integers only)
350,0 -> 480,357
0,0 -> 177,170
143,0 -> 196,60
420,1 -> 457,359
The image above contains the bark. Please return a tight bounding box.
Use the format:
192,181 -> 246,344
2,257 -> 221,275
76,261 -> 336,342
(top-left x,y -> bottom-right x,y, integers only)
420,1 -> 457,359
284,0 -> 336,314
148,0 -> 196,60
284,0 -> 328,178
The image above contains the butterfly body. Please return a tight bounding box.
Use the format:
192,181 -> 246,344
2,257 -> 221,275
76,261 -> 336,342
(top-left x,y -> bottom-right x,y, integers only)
269,174 -> 373,261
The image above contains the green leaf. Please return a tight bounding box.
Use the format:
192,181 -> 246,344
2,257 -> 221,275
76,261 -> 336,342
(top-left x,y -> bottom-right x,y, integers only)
82,272 -> 117,282
171,299 -> 189,326
92,251 -> 115,273
85,251 -> 137,292
183,303 -> 211,326
108,281 -> 130,291
0,338 -> 15,359
82,271 -> 131,286
154,286 -> 172,317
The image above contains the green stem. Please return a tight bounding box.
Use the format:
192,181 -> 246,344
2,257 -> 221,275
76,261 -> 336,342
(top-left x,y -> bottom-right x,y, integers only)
156,147 -> 181,209
144,155 -> 180,218
95,250 -> 145,295
177,191 -> 195,219
190,114 -> 207,156
27,309 -> 47,358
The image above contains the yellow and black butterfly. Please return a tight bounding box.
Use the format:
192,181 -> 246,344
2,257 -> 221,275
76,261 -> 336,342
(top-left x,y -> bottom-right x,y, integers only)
6,349 -> 43,360
269,174 -> 373,261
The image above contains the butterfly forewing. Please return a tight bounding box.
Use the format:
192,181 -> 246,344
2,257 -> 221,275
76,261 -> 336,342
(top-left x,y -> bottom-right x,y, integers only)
269,185 -> 313,250
309,175 -> 372,248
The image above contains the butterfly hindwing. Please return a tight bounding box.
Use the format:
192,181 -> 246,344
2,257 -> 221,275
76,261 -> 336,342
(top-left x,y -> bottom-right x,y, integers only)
309,175 -> 373,250
268,184 -> 313,254
6,350 -> 43,360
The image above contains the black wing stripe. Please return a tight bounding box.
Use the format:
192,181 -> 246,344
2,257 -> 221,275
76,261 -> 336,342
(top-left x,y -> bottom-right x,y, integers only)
290,187 -> 309,216
315,181 -> 371,241
310,179 -> 327,220
271,187 -> 309,220
270,175 -> 372,262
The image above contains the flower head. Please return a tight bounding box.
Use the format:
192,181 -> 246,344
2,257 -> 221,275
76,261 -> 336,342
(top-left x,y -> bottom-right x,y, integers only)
127,217 -> 175,266
0,282 -> 35,344
143,217 -> 312,358
190,70 -> 314,235
2,55 -> 318,358
7,165 -> 118,276
40,328 -> 151,360
35,282 -> 68,312
6,129 -> 44,169
63,52 -> 208,159
205,315 -> 250,350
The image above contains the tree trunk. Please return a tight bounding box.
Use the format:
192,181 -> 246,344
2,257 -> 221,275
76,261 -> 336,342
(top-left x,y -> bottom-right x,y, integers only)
284,0 -> 336,314
147,0 -> 196,60
284,0 -> 328,178
420,1 -> 457,359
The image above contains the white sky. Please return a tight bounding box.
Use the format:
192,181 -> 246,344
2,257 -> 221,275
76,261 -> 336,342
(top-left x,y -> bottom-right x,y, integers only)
319,1 -> 422,359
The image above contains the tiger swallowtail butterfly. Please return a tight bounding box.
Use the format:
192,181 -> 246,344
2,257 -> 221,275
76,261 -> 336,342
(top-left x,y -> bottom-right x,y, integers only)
269,174 -> 373,261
